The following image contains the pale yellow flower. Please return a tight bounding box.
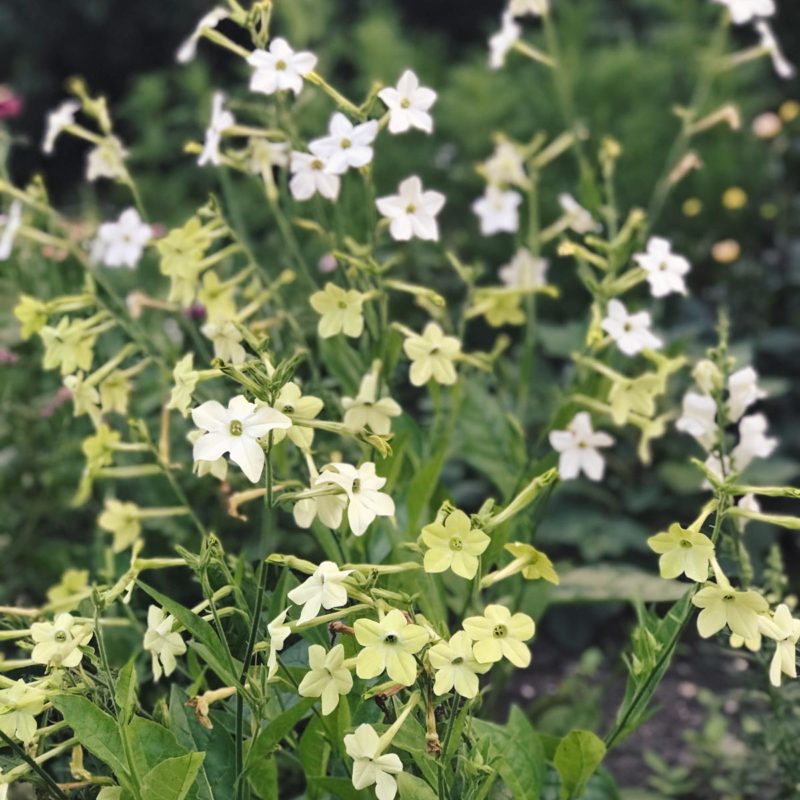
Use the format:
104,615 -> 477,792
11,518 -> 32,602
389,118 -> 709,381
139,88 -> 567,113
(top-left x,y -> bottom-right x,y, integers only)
428,631 -> 490,698
354,609 -> 428,686
692,584 -> 769,641
648,524 -> 714,583
421,509 -> 489,580
98,499 -> 141,552
309,283 -> 365,338
272,381 -> 324,450
402,322 -> 460,387
298,644 -> 353,715
462,605 -> 534,668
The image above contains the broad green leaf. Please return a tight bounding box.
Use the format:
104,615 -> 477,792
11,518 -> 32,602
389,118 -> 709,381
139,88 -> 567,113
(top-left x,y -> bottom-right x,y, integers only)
141,752 -> 205,800
390,713 -> 438,787
52,695 -> 127,780
298,714 -> 331,799
245,696 -> 316,771
396,772 -> 438,800
115,659 -> 138,724
126,717 -> 187,778
554,729 -> 606,800
247,755 -> 278,800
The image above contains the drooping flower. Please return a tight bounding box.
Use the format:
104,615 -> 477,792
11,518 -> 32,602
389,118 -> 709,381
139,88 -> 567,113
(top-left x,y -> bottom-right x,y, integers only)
713,0 -> 775,25
501,542 -> 560,585
201,319 -> 246,364
309,112 -> 379,174
727,366 -> 766,421
247,38 -> 317,97
676,391 -> 717,450
42,100 -> 80,154
86,136 -> 129,183
298,644 -> 353,715
143,605 -> 186,681
378,70 -> 437,135
558,193 -> 600,234
90,208 -> 152,269
421,509 -> 490,580
354,609 -> 428,685
0,201 -> 22,261
732,413 -> 777,471
272,381 -> 324,450
548,412 -> 614,481
344,724 -> 403,800
376,176 -> 445,241
647,523 -> 714,582
488,11 -> 521,70
759,604 -> 800,687
191,395 -> 291,483
601,299 -> 662,356
462,605 -> 535,668
98,498 -> 141,552
309,283 -> 366,339
633,237 -> 691,298
342,371 -> 402,435
755,21 -> 795,80
472,187 -> 522,235
198,91 -> 235,167
692,583 -> 769,641
40,317 -> 96,375
176,7 -> 231,63
402,322 -> 461,387
499,248 -> 549,289
287,561 -> 352,623
266,609 -> 291,679
428,631 -> 490,698
289,152 -> 341,201
314,462 -> 395,537
30,613 -> 93,668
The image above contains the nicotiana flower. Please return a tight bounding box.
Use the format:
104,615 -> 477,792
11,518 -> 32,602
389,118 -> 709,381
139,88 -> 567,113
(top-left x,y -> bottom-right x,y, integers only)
755,21 -> 795,80
86,136 -> 129,183
298,644 -> 353,715
489,11 -> 521,70
342,371 -> 402,435
272,381 -> 324,450
601,299 -> 663,356
191,395 -> 291,483
472,187 -> 522,235
509,0 -> 549,15
309,283 -> 366,339
376,176 -> 445,241
247,38 -> 317,97
648,523 -> 714,582
267,609 -> 291,679
676,391 -> 717,450
315,462 -> 395,537
30,613 -> 93,668
176,7 -> 231,63
728,366 -> 766,421
98,498 -> 141,552
293,459 -> 348,530
378,70 -> 437,134
462,605 -> 535,668
483,141 -> 527,187
309,113 -> 379,174
634,237 -> 691,297
402,322 -> 461,387
0,680 -> 47,745
201,319 -> 246,364
713,0 -> 775,25
759,604 -> 800,687
354,609 -> 428,685
198,91 -> 235,166
0,201 -> 22,261
692,582 -> 769,641
558,193 -> 600,234
693,359 -> 723,394
249,138 -> 291,173
428,631 -> 491,699
168,353 -> 198,417
143,605 -> 186,681
499,248 -> 549,288
421,509 -> 490,580
732,413 -> 777,471
549,412 -> 614,482
42,100 -> 80,154
40,317 -> 96,376
503,542 -> 560,585
289,151 -> 341,201
90,208 -> 152,269
287,561 -> 352,623
344,723 -> 403,800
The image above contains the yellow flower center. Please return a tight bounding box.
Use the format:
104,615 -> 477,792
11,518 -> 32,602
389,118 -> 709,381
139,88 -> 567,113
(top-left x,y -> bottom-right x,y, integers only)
400,98 -> 411,108
449,537 -> 463,551
229,420 -> 243,436
722,594 -> 735,602
352,478 -> 361,494
679,539 -> 692,549
54,630 -> 69,643
276,59 -> 287,71
311,159 -> 324,170
405,203 -> 416,214
338,300 -> 348,309
492,624 -> 507,639
341,138 -> 352,149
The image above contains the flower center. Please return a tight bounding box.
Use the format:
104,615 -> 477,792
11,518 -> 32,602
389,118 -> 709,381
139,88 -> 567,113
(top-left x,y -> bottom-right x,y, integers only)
54,630 -> 69,643
623,322 -> 633,332
311,159 -> 324,170
229,419 -> 244,436
659,261 -> 669,271
282,403 -> 295,414
492,624 -> 507,639
679,539 -> 692,549
405,203 -> 416,214
449,537 -> 463,551
452,656 -> 464,665
384,633 -> 398,645
338,300 -> 348,309
352,478 -> 361,494
276,59 -> 287,71
340,138 -> 352,149
400,98 -> 411,108
723,594 -> 735,602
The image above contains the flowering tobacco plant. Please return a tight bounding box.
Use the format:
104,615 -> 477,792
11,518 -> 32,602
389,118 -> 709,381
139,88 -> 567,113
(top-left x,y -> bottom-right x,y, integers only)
0,0 -> 798,798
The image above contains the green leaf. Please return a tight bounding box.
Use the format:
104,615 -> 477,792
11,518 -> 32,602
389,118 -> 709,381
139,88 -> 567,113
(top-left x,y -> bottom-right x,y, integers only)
244,696 -> 316,771
554,729 -> 607,800
140,752 -> 205,800
51,695 -> 127,780
390,713 -> 438,787
396,772 -> 438,800
307,776 -> 370,800
247,755 -> 278,800
125,717 -> 187,778
115,659 -> 138,725
298,715 -> 331,799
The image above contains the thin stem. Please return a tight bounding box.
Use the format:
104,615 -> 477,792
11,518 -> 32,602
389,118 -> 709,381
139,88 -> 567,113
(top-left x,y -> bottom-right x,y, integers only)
0,729 -> 69,800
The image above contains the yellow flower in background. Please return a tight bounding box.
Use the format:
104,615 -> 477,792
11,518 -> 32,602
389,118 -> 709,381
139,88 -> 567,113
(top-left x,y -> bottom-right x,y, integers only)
0,680 -> 48,745
682,198 -> 702,217
759,604 -> 800,688
463,605 -> 535,668
648,523 -> 714,583
272,381 -> 324,451
40,317 -> 96,375
421,509 -> 489,580
14,295 -> 48,340
197,271 -> 237,322
607,373 -> 659,425
428,631 -> 490,698
692,583 -> 768,641
354,609 -> 428,685
167,353 -> 199,417
779,99 -> 799,122
298,644 -> 353,715
309,283 -> 365,338
711,239 -> 740,264
722,187 -> 747,210
99,370 -> 131,415
403,322 -> 461,386
505,542 -> 559,584
98,499 -> 141,552
468,289 -> 525,328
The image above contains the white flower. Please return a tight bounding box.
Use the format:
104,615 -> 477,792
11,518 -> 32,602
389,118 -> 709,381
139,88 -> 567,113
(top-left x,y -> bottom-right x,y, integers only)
0,201 -> 22,261
30,613 -> 93,669
42,100 -> 80,154
472,187 -> 522,235
482,141 -> 527,187
191,395 -> 291,483
315,462 -> 395,537
559,193 -> 600,234
676,391 -> 717,450
759,604 -> 800,687
298,644 -> 353,715
376,176 -> 445,241
378,70 -> 437,134
509,0 -> 549,15
90,208 -> 152,269
249,139 -> 291,173
267,609 -> 291,679
309,113 -> 379,174
86,137 -> 129,183
713,0 -> 775,25
633,237 -> 691,298
247,38 -> 317,97
198,91 -> 235,167
293,461 -> 348,531
732,413 -> 777,470
549,412 -> 614,481
703,453 -> 731,483
735,492 -> 760,532
143,605 -> 186,681
489,11 -> 521,70
342,372 -> 402,435
344,724 -> 403,800
176,7 -> 231,63
289,151 -> 341,201
601,299 -> 662,356
499,248 -> 548,288
287,561 -> 352,623
201,320 -> 246,364
727,366 -> 766,421
755,22 -> 795,80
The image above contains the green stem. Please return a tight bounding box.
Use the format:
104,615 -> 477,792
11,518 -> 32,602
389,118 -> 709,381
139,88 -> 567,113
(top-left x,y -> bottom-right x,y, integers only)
0,729 -> 69,800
